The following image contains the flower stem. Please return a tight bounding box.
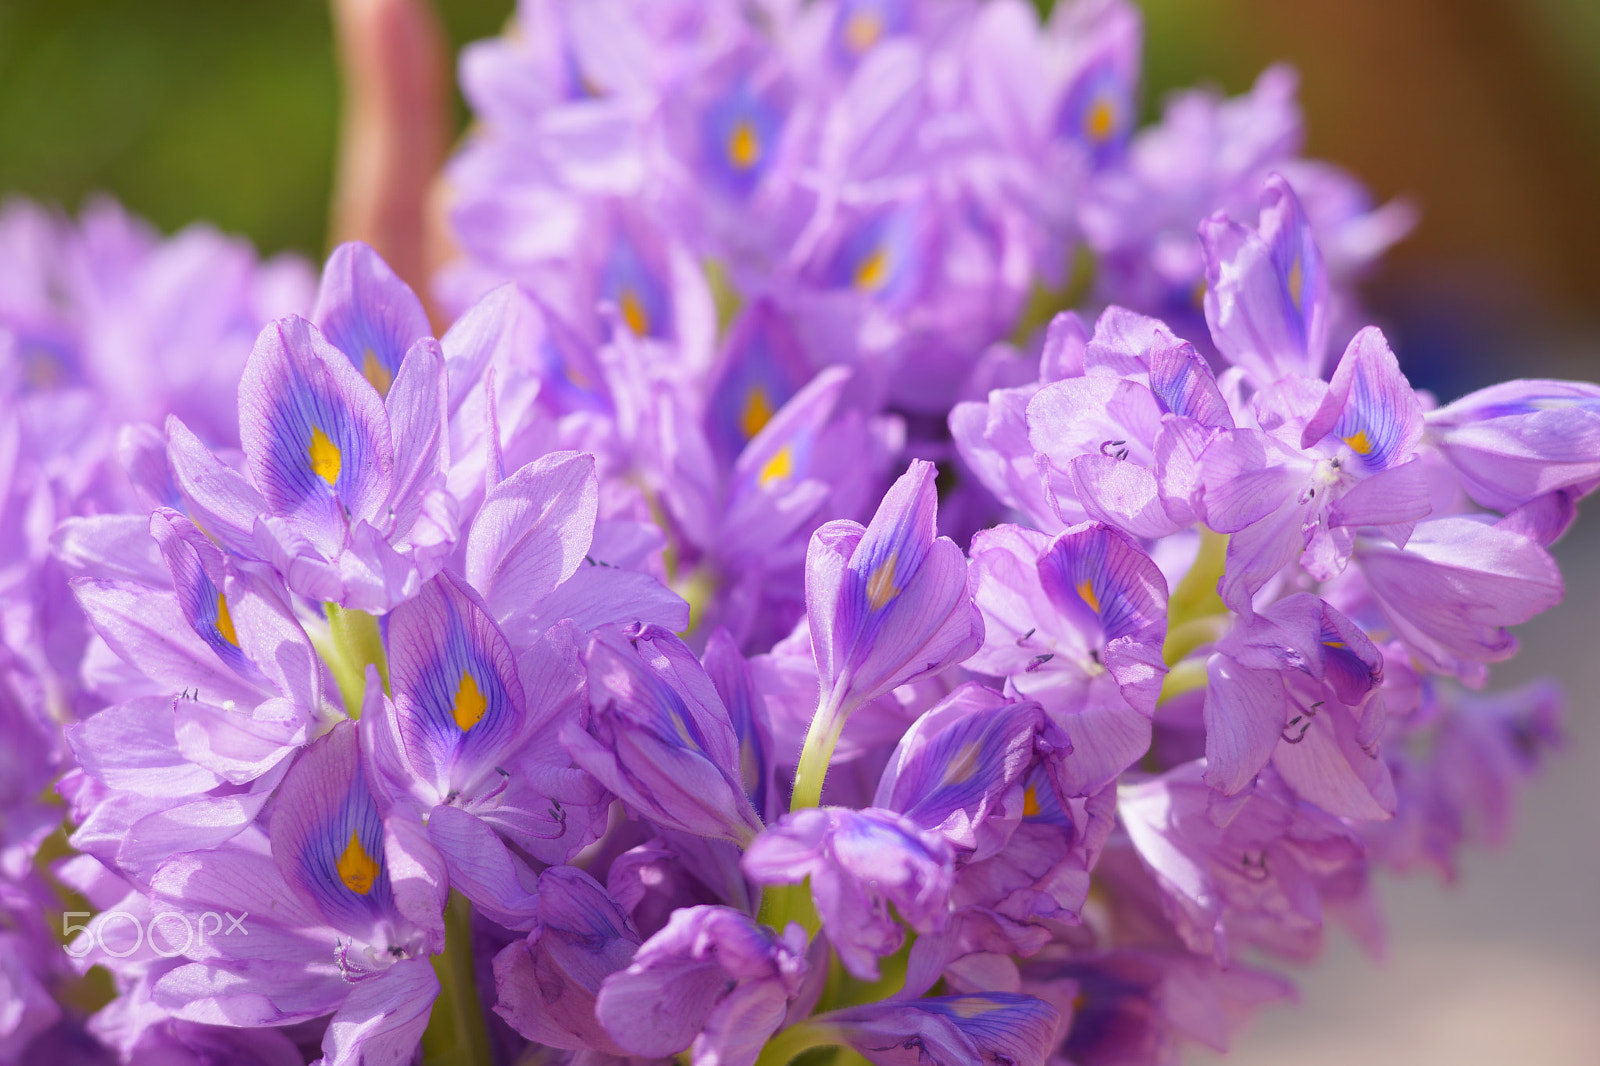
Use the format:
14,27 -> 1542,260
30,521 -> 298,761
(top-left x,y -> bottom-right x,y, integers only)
752,1022 -> 840,1066
790,694 -> 846,812
325,604 -> 389,716
421,890 -> 494,1066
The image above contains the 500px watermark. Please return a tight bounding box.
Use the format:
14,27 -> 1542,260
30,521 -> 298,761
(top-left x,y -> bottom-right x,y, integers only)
63,910 -> 248,958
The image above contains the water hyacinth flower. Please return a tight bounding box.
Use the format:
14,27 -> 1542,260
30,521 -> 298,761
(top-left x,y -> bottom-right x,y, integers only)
794,459 -> 983,807
8,3 -> 1600,1064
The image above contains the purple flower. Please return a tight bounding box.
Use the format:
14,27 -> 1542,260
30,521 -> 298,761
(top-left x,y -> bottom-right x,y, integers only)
1200,172 -> 1329,386
595,905 -> 810,1065
743,805 -> 952,980
805,458 -> 982,737
564,623 -> 764,845
967,522 -> 1168,796
492,865 -> 641,1055
874,683 -> 1044,860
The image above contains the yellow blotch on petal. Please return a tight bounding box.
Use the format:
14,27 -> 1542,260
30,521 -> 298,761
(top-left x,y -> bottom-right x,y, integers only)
1323,639 -> 1348,650
619,289 -> 650,336
336,830 -> 380,895
1343,430 -> 1374,456
759,444 -> 793,487
362,349 -> 394,397
215,592 -> 239,648
944,741 -> 982,786
945,997 -> 1004,1020
1287,254 -> 1305,312
741,386 -> 774,441
309,425 -> 342,487
1076,578 -> 1100,614
844,10 -> 883,52
453,670 -> 489,732
1022,784 -> 1042,818
728,120 -> 761,171
866,554 -> 900,611
854,247 -> 889,293
1086,95 -> 1116,143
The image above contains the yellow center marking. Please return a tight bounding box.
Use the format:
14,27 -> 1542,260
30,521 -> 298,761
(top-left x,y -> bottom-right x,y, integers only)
215,591 -> 239,647
309,425 -> 341,487
854,246 -> 889,292
619,288 -> 650,336
759,444 -> 794,486
336,830 -> 379,895
361,349 -> 393,397
1022,784 -> 1042,818
944,741 -> 982,786
453,670 -> 489,731
946,997 -> 1003,1019
740,386 -> 774,440
1323,639 -> 1348,649
1287,254 -> 1305,312
844,10 -> 883,52
728,120 -> 761,170
1086,96 -> 1116,143
866,554 -> 900,610
1076,578 -> 1100,614
1343,430 -> 1374,456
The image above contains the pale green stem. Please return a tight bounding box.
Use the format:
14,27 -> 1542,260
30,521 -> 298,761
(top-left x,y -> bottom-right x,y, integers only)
420,891 -> 494,1066
325,604 -> 388,716
752,1022 -> 841,1066
790,693 -> 847,812
1158,657 -> 1210,705
1167,527 -> 1228,629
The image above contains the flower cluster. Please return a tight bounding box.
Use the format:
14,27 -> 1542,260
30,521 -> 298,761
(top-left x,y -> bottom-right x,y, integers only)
3,2 -> 1595,1065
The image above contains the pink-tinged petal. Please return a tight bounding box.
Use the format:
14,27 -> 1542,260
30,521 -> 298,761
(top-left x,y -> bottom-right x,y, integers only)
382,812 -> 448,954
311,242 -> 431,397
68,696 -> 223,796
1039,311 -> 1089,381
1272,703 -> 1396,821
1069,453 -> 1176,539
173,696 -> 307,784
492,866 -> 639,1055
1328,456 -> 1431,537
238,315 -> 394,541
319,956 -> 439,1066
426,804 -> 539,930
164,415 -> 266,556
528,561 -> 691,639
1302,325 -> 1423,468
465,449 -> 598,622
383,337 -> 451,539
1427,379 -> 1600,512
1356,516 -> 1563,680
1202,656 -> 1285,796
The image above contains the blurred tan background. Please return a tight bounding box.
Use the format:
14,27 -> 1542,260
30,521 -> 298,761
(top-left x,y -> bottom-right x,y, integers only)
2,0 -> 1598,1061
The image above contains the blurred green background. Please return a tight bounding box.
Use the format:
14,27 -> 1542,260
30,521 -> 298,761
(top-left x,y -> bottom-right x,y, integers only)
2,0 -> 1598,382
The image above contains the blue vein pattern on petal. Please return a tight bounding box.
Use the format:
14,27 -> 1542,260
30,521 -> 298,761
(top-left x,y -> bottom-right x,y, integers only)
1037,523 -> 1167,645
1331,328 -> 1420,472
271,720 -> 393,934
150,509 -> 253,677
241,315 -> 392,531
388,573 -> 525,788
